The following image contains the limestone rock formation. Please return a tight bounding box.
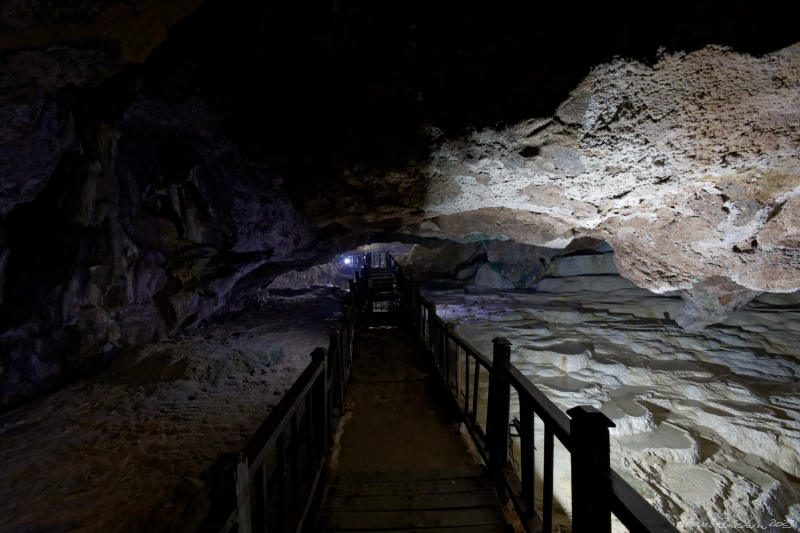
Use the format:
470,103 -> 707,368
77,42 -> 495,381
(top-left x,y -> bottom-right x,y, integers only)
412,44 -> 800,328
397,242 -> 486,280
0,0 -> 202,216
266,262 -> 351,292
473,263 -> 514,290
401,239 -> 624,291
0,67 -> 340,406
427,281 -> 800,532
675,276 -> 762,332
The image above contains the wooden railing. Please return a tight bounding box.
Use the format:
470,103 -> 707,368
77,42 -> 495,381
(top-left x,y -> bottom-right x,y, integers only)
364,250 -> 387,271
386,252 -> 678,533
211,277 -> 365,533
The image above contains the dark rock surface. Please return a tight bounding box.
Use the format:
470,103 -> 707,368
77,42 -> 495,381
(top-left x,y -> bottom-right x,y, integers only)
0,294 -> 337,532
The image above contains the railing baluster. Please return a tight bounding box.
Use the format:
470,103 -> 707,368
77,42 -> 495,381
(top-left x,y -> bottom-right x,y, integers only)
290,412 -> 300,513
305,394 -> 314,481
445,328 -> 454,388
435,322 -> 441,372
442,330 -> 446,376
435,325 -> 440,371
543,424 -> 554,533
276,433 -> 286,533
236,456 -> 252,533
520,395 -> 535,518
437,324 -> 443,374
471,358 -> 479,426
260,464 -> 268,532
425,305 -> 431,347
421,307 -> 425,341
443,327 -> 449,380
464,350 -> 471,417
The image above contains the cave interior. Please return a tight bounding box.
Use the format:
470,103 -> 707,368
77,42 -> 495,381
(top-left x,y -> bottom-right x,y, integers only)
1,1 -> 799,531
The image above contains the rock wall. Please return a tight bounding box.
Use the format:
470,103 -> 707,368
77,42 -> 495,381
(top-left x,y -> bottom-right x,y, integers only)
2,0 -> 800,405
410,44 -> 800,328
0,84 -> 329,405
266,262 -> 350,292
428,285 -> 800,531
0,3 -> 343,405
402,239 -> 626,290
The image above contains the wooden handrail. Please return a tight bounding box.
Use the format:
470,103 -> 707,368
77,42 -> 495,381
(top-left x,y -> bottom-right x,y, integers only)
506,365 -> 571,446
243,359 -> 325,469
211,270 -> 367,533
447,329 -> 494,370
609,471 -> 679,533
386,251 -> 678,533
412,285 -> 493,369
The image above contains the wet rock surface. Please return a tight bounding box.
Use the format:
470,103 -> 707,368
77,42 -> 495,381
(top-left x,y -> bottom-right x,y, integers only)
426,281 -> 800,531
400,239 -> 617,291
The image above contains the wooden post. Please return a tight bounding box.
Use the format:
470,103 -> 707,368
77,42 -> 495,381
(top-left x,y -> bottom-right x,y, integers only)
567,405 -> 616,533
487,337 -> 511,501
235,454 -> 252,533
428,302 -> 436,350
445,323 -> 457,388
543,424 -> 554,532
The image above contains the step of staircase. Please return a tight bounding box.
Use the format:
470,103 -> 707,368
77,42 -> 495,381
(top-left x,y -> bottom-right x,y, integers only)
316,468 -> 511,532
369,292 -> 397,302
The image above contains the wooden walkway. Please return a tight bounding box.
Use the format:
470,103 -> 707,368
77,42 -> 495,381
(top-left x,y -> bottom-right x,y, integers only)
314,273 -> 512,532
214,256 -> 678,533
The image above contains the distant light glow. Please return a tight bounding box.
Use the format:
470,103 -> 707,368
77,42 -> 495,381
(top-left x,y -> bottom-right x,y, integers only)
344,257 -> 352,265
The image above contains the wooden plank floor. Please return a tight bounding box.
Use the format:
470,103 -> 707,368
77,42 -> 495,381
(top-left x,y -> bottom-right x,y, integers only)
317,468 -> 509,531
314,325 -> 511,532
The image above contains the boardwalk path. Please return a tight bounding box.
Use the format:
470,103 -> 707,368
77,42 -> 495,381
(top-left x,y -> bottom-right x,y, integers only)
315,324 -> 512,532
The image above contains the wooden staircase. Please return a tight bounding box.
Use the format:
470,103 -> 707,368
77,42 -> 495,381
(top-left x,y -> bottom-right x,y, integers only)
364,266 -> 401,325
214,251 -> 679,533
313,274 -> 514,532
366,268 -> 397,302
